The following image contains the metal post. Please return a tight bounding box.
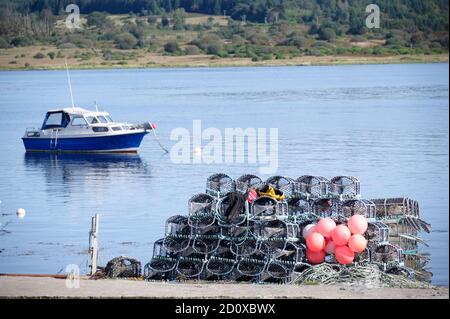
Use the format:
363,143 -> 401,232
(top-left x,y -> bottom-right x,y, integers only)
89,214 -> 99,276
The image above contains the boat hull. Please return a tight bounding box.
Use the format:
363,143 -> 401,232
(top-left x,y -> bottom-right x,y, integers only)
22,131 -> 148,153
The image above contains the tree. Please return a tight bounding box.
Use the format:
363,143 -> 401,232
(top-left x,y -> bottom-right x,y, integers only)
164,41 -> 179,53
114,32 -> 138,49
161,15 -> 170,28
172,8 -> 186,30
318,28 -> 336,41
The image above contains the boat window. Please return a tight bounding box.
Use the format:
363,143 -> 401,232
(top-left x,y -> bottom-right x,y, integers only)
71,116 -> 88,126
41,112 -> 70,130
106,116 -> 114,122
112,126 -> 122,131
86,116 -> 99,124
92,127 -> 109,132
98,116 -> 108,123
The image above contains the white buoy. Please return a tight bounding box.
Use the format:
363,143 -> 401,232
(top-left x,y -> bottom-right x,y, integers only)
16,208 -> 26,219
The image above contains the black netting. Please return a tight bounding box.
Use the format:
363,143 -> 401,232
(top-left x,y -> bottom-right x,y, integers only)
105,256 -> 141,279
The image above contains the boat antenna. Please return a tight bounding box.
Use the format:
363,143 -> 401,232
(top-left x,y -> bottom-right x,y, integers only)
94,100 -> 99,112
65,58 -> 75,110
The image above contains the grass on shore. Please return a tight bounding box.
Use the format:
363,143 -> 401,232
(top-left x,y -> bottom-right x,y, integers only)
0,45 -> 448,70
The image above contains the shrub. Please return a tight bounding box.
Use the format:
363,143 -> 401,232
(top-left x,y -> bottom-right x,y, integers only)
114,33 -> 138,50
47,52 -> 56,60
164,41 -> 180,53
318,28 -> 336,41
0,36 -> 9,48
11,36 -> 33,47
184,45 -> 200,55
148,16 -> 157,24
57,42 -> 77,49
33,52 -> 45,59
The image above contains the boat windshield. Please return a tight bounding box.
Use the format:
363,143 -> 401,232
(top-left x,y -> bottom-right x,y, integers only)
106,115 -> 114,122
98,116 -> 109,123
41,111 -> 70,130
86,116 -> 99,124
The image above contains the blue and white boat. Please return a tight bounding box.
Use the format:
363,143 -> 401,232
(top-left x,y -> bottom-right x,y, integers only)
22,107 -> 154,153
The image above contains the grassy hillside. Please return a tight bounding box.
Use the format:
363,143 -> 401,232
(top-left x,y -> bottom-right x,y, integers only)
0,6 -> 448,69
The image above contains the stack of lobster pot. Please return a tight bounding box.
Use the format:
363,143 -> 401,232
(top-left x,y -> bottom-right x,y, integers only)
144,173 -> 431,283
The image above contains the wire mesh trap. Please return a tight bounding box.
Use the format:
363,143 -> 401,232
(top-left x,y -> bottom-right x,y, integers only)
366,221 -> 389,247
340,199 -> 376,220
206,173 -> 236,197
295,175 -> 329,199
266,176 -> 296,199
146,173 -> 431,285
216,192 -> 247,226
329,176 -> 361,199
105,256 -> 141,279
188,193 -> 216,228
176,257 -> 206,279
235,174 -> 263,193
250,196 -> 288,220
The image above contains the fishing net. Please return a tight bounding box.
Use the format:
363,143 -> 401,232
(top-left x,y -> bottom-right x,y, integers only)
105,256 -> 141,279
266,176 -> 296,199
340,199 -> 376,220
235,174 -> 263,194
188,193 -> 216,228
206,173 -> 235,197
329,176 -> 360,199
250,196 -> 288,220
176,257 -> 205,278
295,175 -> 329,199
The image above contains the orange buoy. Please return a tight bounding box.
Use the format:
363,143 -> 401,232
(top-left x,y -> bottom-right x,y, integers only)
348,234 -> 367,253
331,225 -> 351,246
315,217 -> 336,238
306,248 -> 325,264
335,245 -> 355,265
306,232 -> 325,252
347,215 -> 368,235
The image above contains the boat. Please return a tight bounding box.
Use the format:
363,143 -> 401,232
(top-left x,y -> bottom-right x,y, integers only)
22,107 -> 155,153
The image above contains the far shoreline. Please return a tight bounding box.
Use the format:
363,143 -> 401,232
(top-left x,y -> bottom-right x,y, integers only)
0,52 -> 447,71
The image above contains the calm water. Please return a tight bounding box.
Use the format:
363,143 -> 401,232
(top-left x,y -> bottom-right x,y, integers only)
0,64 -> 448,285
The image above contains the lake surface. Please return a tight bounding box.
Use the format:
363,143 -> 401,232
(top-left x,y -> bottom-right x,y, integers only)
0,64 -> 448,285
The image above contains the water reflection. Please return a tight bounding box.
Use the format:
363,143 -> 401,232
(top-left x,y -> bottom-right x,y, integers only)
23,152 -> 151,185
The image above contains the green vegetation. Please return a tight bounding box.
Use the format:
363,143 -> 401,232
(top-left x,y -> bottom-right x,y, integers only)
0,0 -> 448,68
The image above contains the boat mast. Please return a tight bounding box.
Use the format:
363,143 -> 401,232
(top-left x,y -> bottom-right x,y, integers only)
65,58 -> 75,111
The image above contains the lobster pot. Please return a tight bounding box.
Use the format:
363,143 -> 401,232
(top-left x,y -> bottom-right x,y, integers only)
250,196 -> 288,220
163,236 -> 191,254
216,193 -> 247,226
236,252 -> 268,278
385,218 -> 420,238
354,248 -> 371,264
176,257 -> 205,279
287,198 -> 311,218
329,176 -> 360,199
206,257 -> 236,279
230,235 -> 260,257
266,176 -> 296,199
372,243 -> 404,268
105,256 -> 142,279
274,242 -> 306,264
191,223 -> 221,237
366,222 -> 389,247
263,260 -> 295,283
236,174 -> 263,193
206,173 -> 235,197
253,220 -> 299,242
404,254 -> 432,281
165,215 -> 191,237
295,175 -> 329,199
192,236 -> 221,255
144,258 -> 177,280
311,198 -> 340,218
153,238 -> 178,259
221,224 -> 251,243
371,197 -> 420,219
188,193 -> 216,228
340,199 -> 376,220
